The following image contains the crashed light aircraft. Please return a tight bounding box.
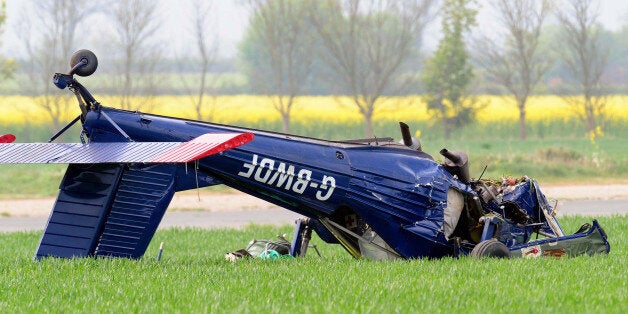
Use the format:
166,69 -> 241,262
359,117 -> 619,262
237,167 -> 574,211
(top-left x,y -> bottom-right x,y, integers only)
0,50 -> 610,260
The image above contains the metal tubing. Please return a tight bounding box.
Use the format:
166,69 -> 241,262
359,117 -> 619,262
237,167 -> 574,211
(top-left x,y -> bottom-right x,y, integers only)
48,115 -> 81,143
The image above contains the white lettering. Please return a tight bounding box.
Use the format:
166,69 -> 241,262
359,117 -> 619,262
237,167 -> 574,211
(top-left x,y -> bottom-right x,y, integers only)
254,158 -> 275,183
237,155 -> 336,200
292,169 -> 312,194
267,163 -> 295,190
237,154 -> 258,178
316,175 -> 336,201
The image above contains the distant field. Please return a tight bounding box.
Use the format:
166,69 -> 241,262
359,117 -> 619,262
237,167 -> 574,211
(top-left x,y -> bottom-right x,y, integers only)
1,94 -> 627,126
1,94 -> 626,141
0,216 -> 625,312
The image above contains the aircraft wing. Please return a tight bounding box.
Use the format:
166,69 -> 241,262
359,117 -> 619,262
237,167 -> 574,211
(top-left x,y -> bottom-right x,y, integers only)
0,132 -> 254,164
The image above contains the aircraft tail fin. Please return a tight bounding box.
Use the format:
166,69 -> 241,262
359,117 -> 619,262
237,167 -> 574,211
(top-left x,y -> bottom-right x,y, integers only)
35,164 -> 124,259
35,163 -> 177,260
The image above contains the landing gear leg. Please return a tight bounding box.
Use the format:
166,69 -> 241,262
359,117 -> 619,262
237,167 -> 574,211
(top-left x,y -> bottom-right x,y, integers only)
290,218 -> 312,257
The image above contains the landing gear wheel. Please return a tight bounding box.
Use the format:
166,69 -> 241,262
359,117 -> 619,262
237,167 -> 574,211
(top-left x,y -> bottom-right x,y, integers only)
70,49 -> 98,77
470,239 -> 510,258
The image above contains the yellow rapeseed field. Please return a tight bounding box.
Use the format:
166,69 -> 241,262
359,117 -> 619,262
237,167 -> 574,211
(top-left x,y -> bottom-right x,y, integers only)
0,95 -> 626,125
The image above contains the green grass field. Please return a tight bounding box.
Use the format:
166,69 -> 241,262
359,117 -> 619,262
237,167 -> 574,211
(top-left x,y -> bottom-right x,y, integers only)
0,216 -> 626,313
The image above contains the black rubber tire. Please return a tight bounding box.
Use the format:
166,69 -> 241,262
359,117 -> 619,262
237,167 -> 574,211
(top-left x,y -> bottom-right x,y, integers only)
470,239 -> 511,258
70,49 -> 98,77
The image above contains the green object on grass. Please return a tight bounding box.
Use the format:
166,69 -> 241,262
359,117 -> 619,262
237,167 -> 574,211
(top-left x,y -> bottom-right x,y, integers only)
258,249 -> 280,260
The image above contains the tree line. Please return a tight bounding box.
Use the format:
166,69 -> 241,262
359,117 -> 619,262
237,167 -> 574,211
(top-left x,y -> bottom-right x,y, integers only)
0,0 -> 621,139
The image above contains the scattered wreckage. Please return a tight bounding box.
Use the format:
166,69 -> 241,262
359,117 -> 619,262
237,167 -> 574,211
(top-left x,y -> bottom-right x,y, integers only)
0,50 -> 610,261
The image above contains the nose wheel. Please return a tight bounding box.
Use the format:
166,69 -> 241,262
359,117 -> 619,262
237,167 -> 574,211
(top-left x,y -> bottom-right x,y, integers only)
69,49 -> 98,77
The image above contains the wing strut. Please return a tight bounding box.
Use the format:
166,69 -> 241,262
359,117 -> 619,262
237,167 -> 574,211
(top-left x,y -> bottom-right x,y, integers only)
100,110 -> 133,142
48,115 -> 82,143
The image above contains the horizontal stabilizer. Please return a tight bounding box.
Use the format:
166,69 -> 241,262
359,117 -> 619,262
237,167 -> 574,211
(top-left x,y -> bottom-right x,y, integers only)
0,132 -> 253,164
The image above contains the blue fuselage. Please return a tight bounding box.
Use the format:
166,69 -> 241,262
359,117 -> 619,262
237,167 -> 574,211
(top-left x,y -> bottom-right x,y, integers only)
83,107 -> 472,258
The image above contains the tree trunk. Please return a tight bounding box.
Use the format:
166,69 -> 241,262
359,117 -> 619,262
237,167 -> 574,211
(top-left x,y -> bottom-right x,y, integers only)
196,68 -> 207,121
441,105 -> 451,140
518,97 -> 527,140
282,111 -> 290,133
364,115 -> 374,138
584,97 -> 596,133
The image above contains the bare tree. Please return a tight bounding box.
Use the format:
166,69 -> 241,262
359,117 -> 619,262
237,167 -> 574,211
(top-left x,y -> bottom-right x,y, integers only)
190,0 -> 219,121
0,1 -> 15,81
242,0 -> 315,133
556,0 -> 608,135
109,0 -> 162,111
307,0 -> 435,137
19,0 -> 96,129
476,0 -> 552,140
178,0 -> 220,121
